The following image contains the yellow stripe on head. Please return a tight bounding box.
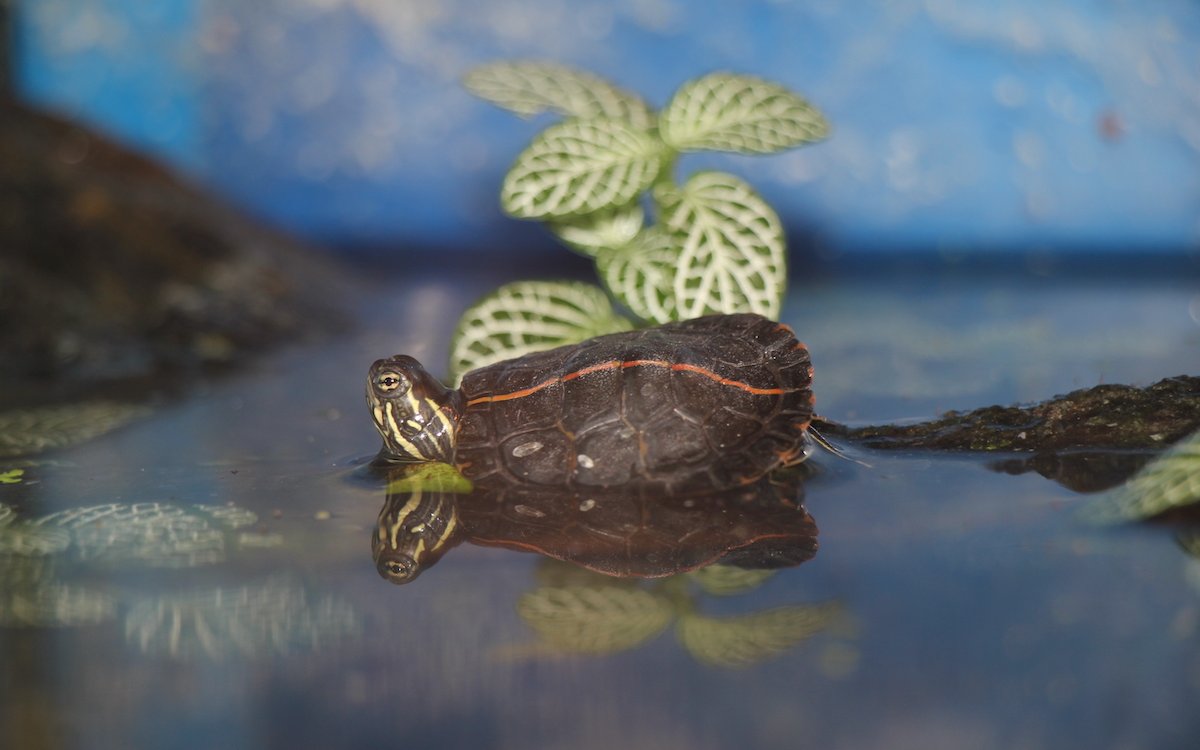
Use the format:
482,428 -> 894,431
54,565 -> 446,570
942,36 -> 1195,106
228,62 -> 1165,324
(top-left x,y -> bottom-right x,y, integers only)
367,354 -> 460,464
383,402 -> 430,461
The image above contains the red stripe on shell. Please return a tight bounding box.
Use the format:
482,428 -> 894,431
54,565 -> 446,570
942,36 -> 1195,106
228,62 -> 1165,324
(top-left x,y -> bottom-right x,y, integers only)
464,358 -> 796,407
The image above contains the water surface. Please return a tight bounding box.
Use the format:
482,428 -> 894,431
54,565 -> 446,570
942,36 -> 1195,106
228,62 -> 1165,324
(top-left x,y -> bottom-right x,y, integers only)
3,270 -> 1199,750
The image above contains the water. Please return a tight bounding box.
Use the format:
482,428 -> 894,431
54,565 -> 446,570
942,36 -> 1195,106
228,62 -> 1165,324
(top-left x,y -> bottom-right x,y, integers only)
3,268 -> 1200,749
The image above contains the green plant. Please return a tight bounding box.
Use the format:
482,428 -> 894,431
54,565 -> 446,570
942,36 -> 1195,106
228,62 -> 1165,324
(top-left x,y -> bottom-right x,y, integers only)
449,61 -> 829,382
1083,427 -> 1200,522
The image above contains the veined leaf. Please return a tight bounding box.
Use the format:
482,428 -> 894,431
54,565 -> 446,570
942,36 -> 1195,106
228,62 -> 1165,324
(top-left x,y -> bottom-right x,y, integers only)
0,584 -> 115,628
0,522 -> 70,556
35,503 -> 243,569
448,281 -> 633,385
125,578 -> 359,659
0,402 -> 152,457
533,559 -> 642,590
1083,428 -> 1200,522
597,174 -> 788,322
659,171 -> 786,321
501,118 -> 663,219
689,565 -> 776,596
595,228 -> 679,324
518,585 -> 673,654
463,61 -> 655,128
660,72 -> 829,153
549,202 -> 645,257
677,603 -> 841,668
385,462 -> 473,495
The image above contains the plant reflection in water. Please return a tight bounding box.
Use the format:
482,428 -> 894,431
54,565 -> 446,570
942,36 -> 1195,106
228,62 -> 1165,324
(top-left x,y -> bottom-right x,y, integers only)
0,500 -> 359,660
0,402 -> 153,458
373,461 -> 845,667
512,559 -> 845,668
124,576 -> 360,660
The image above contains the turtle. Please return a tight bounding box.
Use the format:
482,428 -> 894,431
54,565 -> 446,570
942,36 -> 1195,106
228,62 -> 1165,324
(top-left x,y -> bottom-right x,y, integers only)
372,462 -> 818,584
366,313 -> 815,494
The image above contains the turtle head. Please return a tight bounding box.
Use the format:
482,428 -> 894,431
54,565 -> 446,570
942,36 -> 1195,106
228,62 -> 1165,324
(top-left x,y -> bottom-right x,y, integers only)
373,484 -> 461,585
367,355 -> 461,464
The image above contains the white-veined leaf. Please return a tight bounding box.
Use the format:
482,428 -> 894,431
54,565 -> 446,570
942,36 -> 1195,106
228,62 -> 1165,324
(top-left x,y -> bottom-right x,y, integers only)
35,503 -> 239,569
689,565 -> 776,596
660,72 -> 829,154
501,118 -> 663,219
0,521 -> 70,556
549,202 -> 645,257
534,559 -> 642,590
0,583 -> 115,628
124,578 -> 359,659
677,603 -> 841,668
0,402 -> 152,457
659,171 -> 786,321
448,281 -> 633,385
463,61 -> 655,128
595,227 -> 679,324
1083,428 -> 1200,522
517,585 -> 673,654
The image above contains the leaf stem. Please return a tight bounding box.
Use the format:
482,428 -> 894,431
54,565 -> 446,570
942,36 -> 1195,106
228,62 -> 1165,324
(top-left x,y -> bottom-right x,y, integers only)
652,147 -> 680,192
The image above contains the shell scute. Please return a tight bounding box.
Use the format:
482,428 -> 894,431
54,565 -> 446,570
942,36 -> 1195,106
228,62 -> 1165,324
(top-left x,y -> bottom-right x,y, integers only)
572,429 -> 641,487
499,429 -> 570,484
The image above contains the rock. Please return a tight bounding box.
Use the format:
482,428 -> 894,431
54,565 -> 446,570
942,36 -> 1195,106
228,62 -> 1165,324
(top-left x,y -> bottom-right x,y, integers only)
815,375 -> 1200,491
0,99 -> 353,402
821,376 -> 1200,453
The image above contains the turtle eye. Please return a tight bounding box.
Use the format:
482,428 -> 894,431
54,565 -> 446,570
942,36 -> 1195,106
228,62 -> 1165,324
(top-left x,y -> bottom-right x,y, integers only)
375,371 -> 409,394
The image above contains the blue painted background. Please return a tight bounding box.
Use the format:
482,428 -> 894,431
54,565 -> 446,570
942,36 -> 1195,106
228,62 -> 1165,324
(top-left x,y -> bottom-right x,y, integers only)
14,0 -> 1200,258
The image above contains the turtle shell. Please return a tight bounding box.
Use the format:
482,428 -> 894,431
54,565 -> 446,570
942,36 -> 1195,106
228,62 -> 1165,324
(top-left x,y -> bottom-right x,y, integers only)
454,313 -> 814,492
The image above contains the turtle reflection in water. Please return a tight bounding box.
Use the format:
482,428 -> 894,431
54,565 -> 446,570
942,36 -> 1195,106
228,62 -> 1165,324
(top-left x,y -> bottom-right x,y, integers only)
366,313 -> 815,493
373,462 -> 818,584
